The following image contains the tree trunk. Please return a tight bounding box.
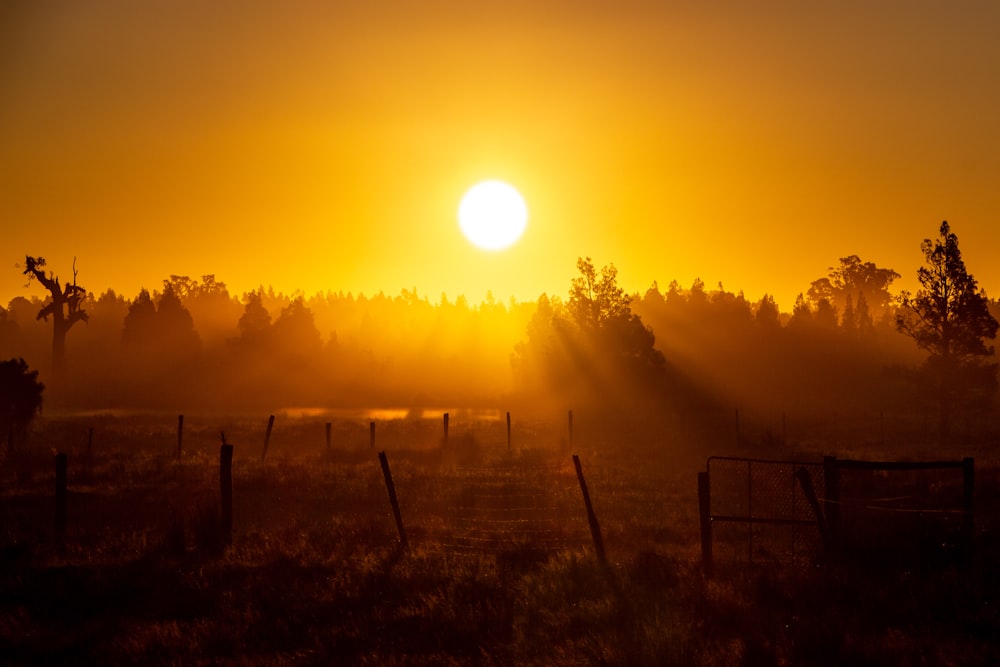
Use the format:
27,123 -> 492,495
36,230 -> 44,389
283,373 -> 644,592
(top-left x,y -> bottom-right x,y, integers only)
51,317 -> 68,380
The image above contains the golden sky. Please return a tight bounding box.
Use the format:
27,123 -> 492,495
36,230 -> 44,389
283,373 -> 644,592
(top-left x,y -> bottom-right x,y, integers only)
3,1 -> 999,311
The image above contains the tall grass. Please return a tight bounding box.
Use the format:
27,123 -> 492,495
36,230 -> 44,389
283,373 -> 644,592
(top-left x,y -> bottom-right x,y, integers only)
0,413 -> 997,665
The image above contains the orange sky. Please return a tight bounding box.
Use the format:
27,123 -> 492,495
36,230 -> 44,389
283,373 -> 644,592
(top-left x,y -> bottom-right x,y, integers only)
3,1 -> 999,312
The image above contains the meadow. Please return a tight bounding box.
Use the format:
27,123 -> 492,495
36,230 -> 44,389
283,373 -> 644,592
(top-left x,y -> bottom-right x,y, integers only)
1,409 -> 998,666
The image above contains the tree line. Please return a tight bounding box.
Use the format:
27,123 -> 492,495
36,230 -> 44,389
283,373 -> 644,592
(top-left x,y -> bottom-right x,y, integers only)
2,222 -> 997,443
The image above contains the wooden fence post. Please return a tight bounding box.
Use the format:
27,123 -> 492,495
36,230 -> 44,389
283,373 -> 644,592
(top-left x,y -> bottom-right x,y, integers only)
698,471 -> 712,572
55,452 -> 67,547
177,414 -> 184,459
506,411 -> 512,453
572,454 -> 606,565
261,414 -> 275,462
443,413 -> 449,444
823,456 -> 840,551
220,435 -> 233,546
378,451 -> 407,550
369,421 -> 376,449
795,467 -> 831,551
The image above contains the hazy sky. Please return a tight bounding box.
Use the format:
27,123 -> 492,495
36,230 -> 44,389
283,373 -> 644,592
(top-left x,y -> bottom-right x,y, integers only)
3,1 -> 999,311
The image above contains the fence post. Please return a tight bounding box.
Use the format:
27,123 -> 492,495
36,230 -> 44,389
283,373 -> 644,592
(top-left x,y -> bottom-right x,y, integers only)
378,451 -> 407,550
369,421 -> 376,449
823,456 -> 840,551
572,454 -> 606,565
177,414 -> 184,459
220,436 -> 233,546
443,413 -> 449,444
795,467 -> 831,551
55,452 -> 67,548
698,471 -> 712,573
962,457 -> 975,554
506,411 -> 512,453
325,422 -> 332,454
261,414 -> 275,462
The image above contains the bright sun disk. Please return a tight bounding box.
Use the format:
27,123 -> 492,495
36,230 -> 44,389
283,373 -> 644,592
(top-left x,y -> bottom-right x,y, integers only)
458,180 -> 528,251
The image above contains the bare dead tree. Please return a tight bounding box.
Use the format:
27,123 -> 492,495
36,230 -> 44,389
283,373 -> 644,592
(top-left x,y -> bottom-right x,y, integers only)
21,256 -> 88,379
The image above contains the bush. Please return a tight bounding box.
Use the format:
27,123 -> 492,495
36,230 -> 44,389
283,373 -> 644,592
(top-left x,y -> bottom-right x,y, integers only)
0,357 -> 44,447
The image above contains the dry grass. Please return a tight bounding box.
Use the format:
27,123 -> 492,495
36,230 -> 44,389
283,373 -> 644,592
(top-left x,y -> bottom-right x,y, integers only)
1,412 -> 998,665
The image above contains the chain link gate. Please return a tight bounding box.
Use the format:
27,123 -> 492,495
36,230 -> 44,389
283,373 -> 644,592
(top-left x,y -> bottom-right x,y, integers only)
699,457 -> 827,567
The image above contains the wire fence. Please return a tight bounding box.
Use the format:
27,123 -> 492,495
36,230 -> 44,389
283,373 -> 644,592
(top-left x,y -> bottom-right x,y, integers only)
412,463 -> 592,556
700,456 -> 975,568
705,457 -> 826,565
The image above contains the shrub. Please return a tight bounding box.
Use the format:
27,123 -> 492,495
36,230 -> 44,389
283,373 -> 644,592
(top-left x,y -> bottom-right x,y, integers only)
0,357 -> 44,447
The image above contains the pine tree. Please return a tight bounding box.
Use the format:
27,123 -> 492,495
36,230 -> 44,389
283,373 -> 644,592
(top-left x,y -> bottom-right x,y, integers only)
896,221 -> 999,441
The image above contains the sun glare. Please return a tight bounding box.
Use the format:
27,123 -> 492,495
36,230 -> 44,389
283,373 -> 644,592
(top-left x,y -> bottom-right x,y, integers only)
458,180 -> 528,251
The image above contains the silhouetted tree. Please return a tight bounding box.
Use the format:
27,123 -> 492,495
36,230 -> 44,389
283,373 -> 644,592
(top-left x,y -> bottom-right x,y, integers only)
21,256 -> 88,378
568,257 -> 632,329
515,258 -> 666,409
896,221 -> 999,440
236,290 -> 272,344
755,295 -> 780,329
0,357 -> 44,450
121,289 -> 158,347
512,293 -> 572,395
272,297 -> 322,359
809,255 -> 900,325
0,306 -> 18,359
156,282 -> 201,355
815,298 -> 838,329
788,293 -> 813,329
570,258 -> 665,375
169,275 -> 241,345
122,285 -> 200,361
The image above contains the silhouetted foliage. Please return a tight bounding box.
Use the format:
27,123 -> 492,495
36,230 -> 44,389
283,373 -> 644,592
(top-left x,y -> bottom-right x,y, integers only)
155,282 -> 201,356
808,255 -> 900,326
0,357 -> 44,447
0,306 -> 18,359
1,247 -> 992,429
166,274 -> 241,345
20,256 -> 88,378
634,276 -> 920,418
896,221 -> 999,440
121,289 -> 158,348
755,294 -> 781,329
273,296 -> 323,360
236,289 -> 272,344
514,258 -> 666,410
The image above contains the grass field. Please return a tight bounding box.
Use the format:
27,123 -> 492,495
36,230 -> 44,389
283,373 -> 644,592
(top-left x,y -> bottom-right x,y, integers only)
1,411 -> 999,665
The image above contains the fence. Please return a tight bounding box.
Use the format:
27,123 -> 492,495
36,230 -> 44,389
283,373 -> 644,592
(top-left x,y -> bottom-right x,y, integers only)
424,462 -> 591,558
36,443 -> 603,566
699,455 -> 975,569
698,457 -> 826,569
822,456 -> 974,562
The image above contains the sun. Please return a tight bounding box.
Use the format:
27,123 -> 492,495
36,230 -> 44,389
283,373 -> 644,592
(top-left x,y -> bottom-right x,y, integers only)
458,180 -> 528,250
